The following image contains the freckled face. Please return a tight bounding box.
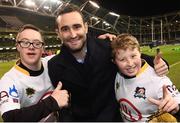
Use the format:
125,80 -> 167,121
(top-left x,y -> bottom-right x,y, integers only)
114,48 -> 142,76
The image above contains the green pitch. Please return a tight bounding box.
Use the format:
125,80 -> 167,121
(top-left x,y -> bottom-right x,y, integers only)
0,61 -> 16,77
141,44 -> 180,89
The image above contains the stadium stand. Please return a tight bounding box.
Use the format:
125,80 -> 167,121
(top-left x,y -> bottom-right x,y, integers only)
0,0 -> 179,61
0,16 -> 24,30
0,17 -> 7,28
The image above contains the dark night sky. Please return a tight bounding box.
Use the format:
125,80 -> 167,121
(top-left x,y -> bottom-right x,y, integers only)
96,0 -> 180,17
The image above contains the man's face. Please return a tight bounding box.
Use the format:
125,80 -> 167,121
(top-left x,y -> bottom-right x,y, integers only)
114,48 -> 141,77
16,29 -> 44,68
56,11 -> 88,53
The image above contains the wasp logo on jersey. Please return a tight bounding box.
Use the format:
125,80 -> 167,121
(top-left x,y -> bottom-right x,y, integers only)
134,87 -> 146,99
9,85 -> 19,98
26,87 -> 35,98
116,82 -> 120,90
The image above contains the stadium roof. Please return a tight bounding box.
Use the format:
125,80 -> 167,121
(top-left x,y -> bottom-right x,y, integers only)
0,0 -> 179,36
98,0 -> 180,17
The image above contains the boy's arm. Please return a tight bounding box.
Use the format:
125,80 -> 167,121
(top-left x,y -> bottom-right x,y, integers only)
148,85 -> 179,113
1,81 -> 68,122
153,48 -> 169,76
2,96 -> 59,121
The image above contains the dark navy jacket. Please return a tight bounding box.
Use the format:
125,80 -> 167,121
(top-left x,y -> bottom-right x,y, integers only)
48,33 -> 159,121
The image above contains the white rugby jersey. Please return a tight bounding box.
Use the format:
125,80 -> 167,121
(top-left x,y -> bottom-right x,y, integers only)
115,61 -> 180,122
0,57 -> 54,115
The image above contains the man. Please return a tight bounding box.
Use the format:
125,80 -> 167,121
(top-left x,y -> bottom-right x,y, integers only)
48,5 -> 168,121
0,24 -> 69,121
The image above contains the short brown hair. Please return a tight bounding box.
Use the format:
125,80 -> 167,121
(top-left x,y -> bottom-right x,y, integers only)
55,4 -> 85,30
16,24 -> 43,42
111,33 -> 140,59
56,4 -> 85,22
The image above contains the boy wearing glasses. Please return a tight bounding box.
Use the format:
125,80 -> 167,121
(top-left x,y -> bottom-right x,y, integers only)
0,24 -> 69,121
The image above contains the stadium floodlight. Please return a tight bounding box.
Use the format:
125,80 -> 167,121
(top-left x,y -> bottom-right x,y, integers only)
51,0 -> 57,2
89,1 -> 100,9
50,0 -> 62,4
103,21 -> 110,26
109,12 -> 120,17
39,0 -> 47,1
80,0 -> 100,11
12,47 -> 16,50
56,0 -> 62,5
91,16 -> 98,21
24,0 -> 35,7
6,47 -> 10,50
105,26 -> 111,30
43,5 -> 50,10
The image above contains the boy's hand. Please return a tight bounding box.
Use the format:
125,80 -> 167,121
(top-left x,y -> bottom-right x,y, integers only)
51,82 -> 69,108
148,85 -> 179,114
153,49 -> 168,76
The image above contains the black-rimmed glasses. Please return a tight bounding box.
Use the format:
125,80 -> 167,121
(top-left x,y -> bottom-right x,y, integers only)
17,40 -> 44,49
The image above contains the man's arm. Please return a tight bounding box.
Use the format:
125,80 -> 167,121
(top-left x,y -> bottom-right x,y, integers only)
97,33 -> 169,76
98,33 -> 116,41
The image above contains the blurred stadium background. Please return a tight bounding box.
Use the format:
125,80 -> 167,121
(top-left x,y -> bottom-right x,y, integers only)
0,0 -> 180,121
0,0 -> 179,60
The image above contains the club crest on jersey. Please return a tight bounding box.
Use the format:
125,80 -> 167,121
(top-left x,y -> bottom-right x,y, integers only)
26,87 -> 35,98
134,87 -> 146,99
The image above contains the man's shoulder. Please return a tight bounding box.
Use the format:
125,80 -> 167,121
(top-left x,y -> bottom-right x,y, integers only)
48,53 -> 65,68
87,36 -> 111,55
88,32 -> 110,44
42,55 -> 55,61
48,54 -> 60,62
